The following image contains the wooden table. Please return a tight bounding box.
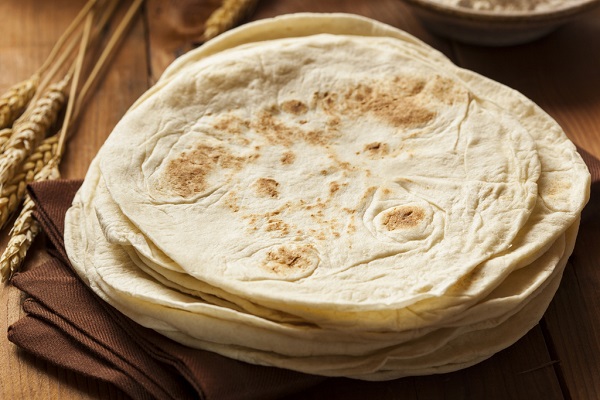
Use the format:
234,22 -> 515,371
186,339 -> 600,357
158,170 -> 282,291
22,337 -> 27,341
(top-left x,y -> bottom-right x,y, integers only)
1,1 -> 599,398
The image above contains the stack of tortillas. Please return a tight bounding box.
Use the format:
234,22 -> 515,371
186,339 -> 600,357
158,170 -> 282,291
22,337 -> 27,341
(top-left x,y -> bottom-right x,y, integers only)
64,14 -> 590,380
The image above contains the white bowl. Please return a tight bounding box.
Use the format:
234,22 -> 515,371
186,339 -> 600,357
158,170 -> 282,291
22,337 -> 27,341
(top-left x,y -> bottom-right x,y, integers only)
402,0 -> 600,46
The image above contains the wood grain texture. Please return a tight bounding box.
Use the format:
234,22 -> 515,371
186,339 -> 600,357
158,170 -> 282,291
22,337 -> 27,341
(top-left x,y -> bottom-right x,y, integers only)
1,0 -> 599,399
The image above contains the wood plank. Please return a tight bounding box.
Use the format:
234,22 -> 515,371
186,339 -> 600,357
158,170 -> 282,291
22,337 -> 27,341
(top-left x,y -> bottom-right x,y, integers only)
2,0 -> 597,398
544,212 -> 600,399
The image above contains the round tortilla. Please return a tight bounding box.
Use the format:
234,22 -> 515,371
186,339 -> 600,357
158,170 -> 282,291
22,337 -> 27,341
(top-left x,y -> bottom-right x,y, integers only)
64,13 -> 590,378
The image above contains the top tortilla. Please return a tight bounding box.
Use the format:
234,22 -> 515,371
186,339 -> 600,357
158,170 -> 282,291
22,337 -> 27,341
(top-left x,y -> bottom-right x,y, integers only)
92,26 -> 587,313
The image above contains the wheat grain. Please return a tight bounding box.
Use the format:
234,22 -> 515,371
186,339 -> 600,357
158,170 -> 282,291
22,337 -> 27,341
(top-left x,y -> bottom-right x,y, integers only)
0,76 -> 39,130
203,0 -> 258,41
0,159 -> 60,281
0,135 -> 58,230
0,128 -> 13,152
0,80 -> 67,188
0,195 -> 39,282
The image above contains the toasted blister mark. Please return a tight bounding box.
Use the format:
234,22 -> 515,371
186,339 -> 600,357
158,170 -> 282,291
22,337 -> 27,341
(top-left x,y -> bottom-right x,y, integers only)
160,145 -> 238,197
281,151 -> 296,165
312,73 -> 469,134
429,75 -> 464,105
310,74 -> 451,130
329,181 -> 340,195
212,113 -> 251,135
366,189 -> 441,246
263,245 -> 313,274
392,75 -> 426,96
364,142 -> 389,157
280,99 -> 308,115
538,171 -> 581,212
265,218 -> 291,236
254,177 -> 279,198
252,109 -> 335,147
382,206 -> 426,230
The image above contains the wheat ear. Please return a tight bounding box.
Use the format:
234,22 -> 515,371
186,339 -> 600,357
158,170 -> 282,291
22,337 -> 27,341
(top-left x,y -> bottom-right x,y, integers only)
0,79 -> 68,188
0,76 -> 39,130
0,12 -> 93,281
203,0 -> 259,41
0,135 -> 58,230
0,161 -> 60,282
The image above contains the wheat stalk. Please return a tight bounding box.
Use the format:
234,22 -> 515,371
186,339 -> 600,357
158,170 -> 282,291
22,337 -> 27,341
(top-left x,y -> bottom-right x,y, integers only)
0,161 -> 60,282
0,135 -> 58,230
0,0 -> 144,281
0,79 -> 68,189
203,0 -> 259,41
0,11 -> 93,282
0,76 -> 39,130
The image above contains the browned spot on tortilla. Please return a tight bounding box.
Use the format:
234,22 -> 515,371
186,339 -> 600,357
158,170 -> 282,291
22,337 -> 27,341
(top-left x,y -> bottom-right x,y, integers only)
252,109 -> 335,146
343,80 -> 435,127
545,179 -> 571,197
281,151 -> 296,165
310,75 -> 466,129
383,206 -> 425,230
252,111 -> 296,146
265,218 -> 290,236
224,191 -> 240,212
255,178 -> 279,198
162,145 -> 244,197
369,92 -> 434,127
329,181 -> 340,195
393,76 -> 426,96
303,130 -> 325,145
263,246 -> 312,274
364,142 -> 389,157
281,100 -> 308,115
327,116 -> 341,129
212,114 -> 250,134
430,75 -> 463,105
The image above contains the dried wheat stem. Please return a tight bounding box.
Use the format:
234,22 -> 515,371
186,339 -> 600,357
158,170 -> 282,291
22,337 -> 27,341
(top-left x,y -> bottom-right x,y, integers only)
36,0 -> 99,77
0,76 -> 39,130
203,0 -> 258,41
0,135 -> 58,230
74,0 -> 144,123
0,79 -> 68,188
55,10 -> 94,162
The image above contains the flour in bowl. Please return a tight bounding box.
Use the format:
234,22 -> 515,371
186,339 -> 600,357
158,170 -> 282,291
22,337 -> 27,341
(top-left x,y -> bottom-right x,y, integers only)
434,0 -> 586,12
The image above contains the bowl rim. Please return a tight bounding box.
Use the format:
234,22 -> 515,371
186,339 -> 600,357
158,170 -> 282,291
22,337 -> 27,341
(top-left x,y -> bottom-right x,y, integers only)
402,0 -> 600,22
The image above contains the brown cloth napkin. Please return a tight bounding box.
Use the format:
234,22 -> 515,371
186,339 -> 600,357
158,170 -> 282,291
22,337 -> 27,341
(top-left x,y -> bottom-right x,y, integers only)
7,148 -> 600,400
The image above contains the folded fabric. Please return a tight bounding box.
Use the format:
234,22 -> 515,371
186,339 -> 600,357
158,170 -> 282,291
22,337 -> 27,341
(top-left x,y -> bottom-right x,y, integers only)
7,147 -> 600,399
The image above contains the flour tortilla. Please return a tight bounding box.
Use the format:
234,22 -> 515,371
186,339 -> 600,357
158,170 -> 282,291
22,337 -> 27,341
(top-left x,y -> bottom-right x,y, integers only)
97,32 -> 546,314
94,169 -> 569,331
64,13 -> 590,378
65,170 -> 575,377
65,153 -> 576,359
90,16 -> 586,329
